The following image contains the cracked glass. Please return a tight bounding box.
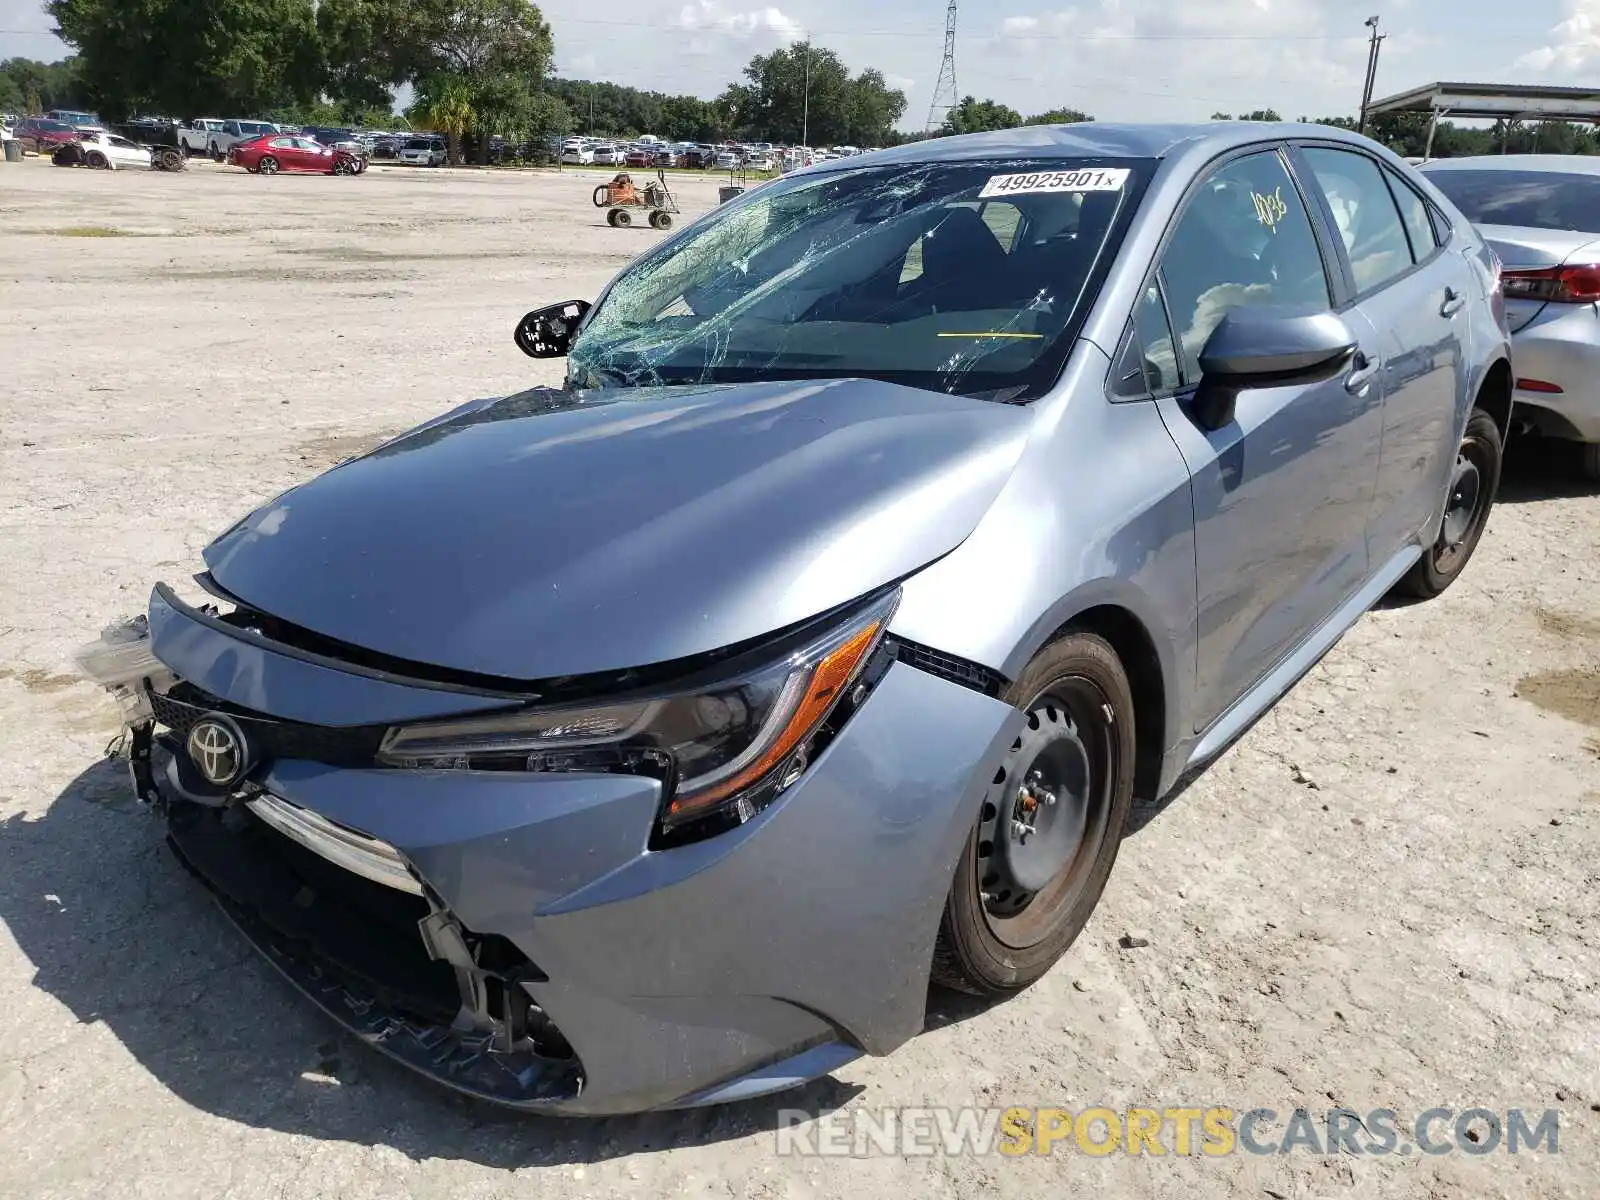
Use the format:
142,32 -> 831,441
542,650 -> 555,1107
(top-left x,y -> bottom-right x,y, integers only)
569,158 -> 1152,401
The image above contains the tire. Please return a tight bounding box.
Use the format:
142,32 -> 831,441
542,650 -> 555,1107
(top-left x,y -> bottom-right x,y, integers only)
612,208 -> 632,227
84,151 -> 107,169
931,632 -> 1137,995
258,156 -> 279,175
593,184 -> 610,207
209,142 -> 222,161
649,210 -> 673,230
1580,442 -> 1600,483
1395,408 -> 1503,600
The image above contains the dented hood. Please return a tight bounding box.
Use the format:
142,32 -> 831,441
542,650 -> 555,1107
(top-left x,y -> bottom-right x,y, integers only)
204,378 -> 1032,681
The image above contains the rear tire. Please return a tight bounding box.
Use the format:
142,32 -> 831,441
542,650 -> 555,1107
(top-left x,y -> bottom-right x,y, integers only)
930,632 -> 1136,995
258,156 -> 279,175
85,151 -> 107,169
1396,408 -> 1503,600
1580,442 -> 1600,483
649,210 -> 673,230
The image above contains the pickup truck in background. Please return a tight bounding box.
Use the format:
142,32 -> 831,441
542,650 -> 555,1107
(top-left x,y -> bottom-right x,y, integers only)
183,119 -> 277,160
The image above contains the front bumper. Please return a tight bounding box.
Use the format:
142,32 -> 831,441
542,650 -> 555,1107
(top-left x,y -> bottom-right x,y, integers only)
1511,304 -> 1600,443
125,587 -> 1020,1115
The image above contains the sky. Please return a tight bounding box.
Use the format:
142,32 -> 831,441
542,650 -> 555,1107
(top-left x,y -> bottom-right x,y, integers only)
1,0 -> 1596,130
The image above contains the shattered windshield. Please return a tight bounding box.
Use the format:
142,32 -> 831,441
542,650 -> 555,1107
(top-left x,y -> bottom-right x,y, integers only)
569,157 -> 1152,399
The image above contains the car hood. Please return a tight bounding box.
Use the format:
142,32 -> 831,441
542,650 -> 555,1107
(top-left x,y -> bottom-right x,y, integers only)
203,377 -> 1033,681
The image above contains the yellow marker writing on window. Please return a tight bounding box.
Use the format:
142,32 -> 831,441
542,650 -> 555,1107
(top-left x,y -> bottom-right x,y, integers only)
935,332 -> 1045,339
1252,186 -> 1288,230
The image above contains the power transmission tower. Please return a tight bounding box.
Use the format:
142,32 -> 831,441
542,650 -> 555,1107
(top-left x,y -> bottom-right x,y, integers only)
924,1 -> 958,134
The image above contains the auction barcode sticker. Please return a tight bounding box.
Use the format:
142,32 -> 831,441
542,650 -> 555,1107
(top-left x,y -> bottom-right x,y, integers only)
980,168 -> 1130,198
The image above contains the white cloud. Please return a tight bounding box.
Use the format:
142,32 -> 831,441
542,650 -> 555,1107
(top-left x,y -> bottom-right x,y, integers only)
1515,1 -> 1600,75
677,2 -> 805,40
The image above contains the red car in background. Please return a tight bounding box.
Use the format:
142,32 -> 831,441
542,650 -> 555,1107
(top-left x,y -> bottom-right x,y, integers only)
14,117 -> 82,156
227,133 -> 365,175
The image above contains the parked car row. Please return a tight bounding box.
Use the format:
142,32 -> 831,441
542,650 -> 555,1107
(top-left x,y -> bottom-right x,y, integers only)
557,136 -> 872,173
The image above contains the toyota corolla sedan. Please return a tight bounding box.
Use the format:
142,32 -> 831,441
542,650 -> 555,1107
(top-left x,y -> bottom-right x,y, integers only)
1421,154 -> 1600,480
81,123 -> 1510,1116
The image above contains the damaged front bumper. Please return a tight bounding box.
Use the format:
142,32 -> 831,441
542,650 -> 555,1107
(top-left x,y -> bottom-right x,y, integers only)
80,586 -> 1021,1115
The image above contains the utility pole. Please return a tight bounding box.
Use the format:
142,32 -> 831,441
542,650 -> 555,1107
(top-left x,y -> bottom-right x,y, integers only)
925,1 -> 959,134
802,43 -> 810,148
1357,15 -> 1385,135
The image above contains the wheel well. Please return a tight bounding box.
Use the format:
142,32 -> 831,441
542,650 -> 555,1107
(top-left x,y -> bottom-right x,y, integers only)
1061,605 -> 1166,803
1478,358 -> 1513,440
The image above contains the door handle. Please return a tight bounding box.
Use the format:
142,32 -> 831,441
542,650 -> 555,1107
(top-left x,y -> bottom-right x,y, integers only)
1345,351 -> 1380,393
1440,287 -> 1466,318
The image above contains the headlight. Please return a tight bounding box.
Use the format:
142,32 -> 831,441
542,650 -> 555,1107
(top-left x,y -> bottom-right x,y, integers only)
377,590 -> 899,836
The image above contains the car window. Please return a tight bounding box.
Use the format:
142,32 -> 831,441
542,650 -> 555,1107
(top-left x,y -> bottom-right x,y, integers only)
1158,149 -> 1331,381
1384,167 -> 1439,263
109,136 -> 136,149
1300,147 -> 1414,293
270,137 -> 293,149
572,157 -> 1151,398
1421,168 -> 1600,235
1134,279 -> 1181,392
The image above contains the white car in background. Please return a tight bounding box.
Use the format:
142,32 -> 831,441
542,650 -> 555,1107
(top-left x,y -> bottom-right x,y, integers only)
715,149 -> 740,170
399,137 -> 446,166
77,131 -> 153,170
561,139 -> 595,165
592,142 -> 624,166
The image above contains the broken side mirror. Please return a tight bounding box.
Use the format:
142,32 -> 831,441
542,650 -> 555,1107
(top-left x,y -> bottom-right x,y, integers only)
515,300 -> 591,359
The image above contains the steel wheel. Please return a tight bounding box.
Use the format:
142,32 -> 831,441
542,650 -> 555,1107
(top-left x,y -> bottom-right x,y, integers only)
977,682 -> 1115,949
1397,407 -> 1503,600
932,632 -> 1136,995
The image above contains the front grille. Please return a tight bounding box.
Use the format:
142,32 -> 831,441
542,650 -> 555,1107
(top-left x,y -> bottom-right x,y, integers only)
150,683 -> 385,767
167,802 -> 583,1106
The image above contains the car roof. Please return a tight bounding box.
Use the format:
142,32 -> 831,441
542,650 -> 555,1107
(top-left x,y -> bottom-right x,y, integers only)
1419,154 -> 1600,176
852,120 -> 1380,167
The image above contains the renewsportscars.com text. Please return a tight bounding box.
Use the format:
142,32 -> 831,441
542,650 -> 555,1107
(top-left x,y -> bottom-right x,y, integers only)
775,1106 -> 1561,1158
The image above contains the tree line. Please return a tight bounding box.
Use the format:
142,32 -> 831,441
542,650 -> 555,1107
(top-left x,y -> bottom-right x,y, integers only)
10,4 -> 1600,161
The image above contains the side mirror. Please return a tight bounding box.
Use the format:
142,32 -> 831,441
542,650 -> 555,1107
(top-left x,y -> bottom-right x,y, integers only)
514,300 -> 592,359
1190,309 -> 1357,432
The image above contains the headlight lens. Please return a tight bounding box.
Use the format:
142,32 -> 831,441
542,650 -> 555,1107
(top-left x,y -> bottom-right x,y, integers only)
377,590 -> 899,833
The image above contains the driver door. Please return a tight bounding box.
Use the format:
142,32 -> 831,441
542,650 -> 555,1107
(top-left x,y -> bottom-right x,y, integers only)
1147,147 -> 1386,732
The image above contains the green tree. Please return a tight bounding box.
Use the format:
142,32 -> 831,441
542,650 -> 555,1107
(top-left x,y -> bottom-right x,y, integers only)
940,95 -> 1022,136
0,56 -> 88,113
48,0 -> 321,118
1024,107 -> 1092,125
417,75 -> 474,162
715,42 -> 904,146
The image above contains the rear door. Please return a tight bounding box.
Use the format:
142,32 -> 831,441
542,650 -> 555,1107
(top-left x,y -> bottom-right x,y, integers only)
1147,146 -> 1386,732
1294,145 -> 1473,562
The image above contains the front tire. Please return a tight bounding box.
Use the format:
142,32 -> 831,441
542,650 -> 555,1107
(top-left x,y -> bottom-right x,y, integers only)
931,632 -> 1136,995
1396,408 -> 1503,600
257,156 -> 279,175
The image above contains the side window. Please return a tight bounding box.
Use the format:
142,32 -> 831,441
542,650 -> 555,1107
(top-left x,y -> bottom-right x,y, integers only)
1384,166 -> 1440,263
1300,147 -> 1414,293
1159,149 -> 1331,381
1134,280 -> 1181,392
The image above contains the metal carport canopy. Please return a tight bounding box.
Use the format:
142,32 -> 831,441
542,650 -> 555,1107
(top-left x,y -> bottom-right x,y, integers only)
1368,82 -> 1600,157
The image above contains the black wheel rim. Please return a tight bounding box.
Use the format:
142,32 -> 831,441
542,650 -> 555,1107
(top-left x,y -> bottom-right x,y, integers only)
1435,434 -> 1491,573
976,676 -> 1116,950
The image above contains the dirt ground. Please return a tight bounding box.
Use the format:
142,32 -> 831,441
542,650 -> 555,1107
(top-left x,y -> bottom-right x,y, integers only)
1,155 -> 1598,1200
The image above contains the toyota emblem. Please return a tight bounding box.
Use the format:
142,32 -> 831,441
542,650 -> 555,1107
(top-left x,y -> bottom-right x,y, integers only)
186,714 -> 249,788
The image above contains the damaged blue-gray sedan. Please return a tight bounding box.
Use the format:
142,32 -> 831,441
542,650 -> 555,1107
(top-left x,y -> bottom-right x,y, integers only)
81,122 -> 1512,1115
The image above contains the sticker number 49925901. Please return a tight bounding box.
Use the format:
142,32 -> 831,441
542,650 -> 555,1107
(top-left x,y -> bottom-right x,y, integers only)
979,167 -> 1130,198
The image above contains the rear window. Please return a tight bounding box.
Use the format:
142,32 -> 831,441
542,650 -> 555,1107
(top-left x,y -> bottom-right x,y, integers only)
1424,169 -> 1600,234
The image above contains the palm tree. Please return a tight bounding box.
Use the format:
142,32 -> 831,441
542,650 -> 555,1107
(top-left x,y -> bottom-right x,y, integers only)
422,82 -> 474,166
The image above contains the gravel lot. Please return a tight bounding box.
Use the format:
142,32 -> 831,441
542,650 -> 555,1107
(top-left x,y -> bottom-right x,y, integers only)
1,156 -> 1598,1200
